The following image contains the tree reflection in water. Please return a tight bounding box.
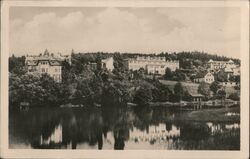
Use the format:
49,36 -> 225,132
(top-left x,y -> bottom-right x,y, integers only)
9,106 -> 240,150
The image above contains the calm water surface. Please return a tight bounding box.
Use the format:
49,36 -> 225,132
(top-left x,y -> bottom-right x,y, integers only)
9,106 -> 240,150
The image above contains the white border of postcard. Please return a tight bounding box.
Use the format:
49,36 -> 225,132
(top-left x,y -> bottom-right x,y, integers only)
1,0 -> 249,159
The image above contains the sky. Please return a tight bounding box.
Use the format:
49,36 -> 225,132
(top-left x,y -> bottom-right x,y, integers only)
9,7 -> 241,58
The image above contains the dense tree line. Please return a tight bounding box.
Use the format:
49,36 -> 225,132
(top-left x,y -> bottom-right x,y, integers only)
9,51 -> 240,109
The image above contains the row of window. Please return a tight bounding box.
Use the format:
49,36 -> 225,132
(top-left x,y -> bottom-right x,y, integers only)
147,65 -> 165,69
40,61 -> 48,65
53,75 -> 61,82
137,57 -> 165,60
223,82 -> 239,85
129,61 -> 178,64
41,68 -> 60,73
205,78 -> 214,82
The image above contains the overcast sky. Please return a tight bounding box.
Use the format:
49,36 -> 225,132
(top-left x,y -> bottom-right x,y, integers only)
10,7 -> 241,58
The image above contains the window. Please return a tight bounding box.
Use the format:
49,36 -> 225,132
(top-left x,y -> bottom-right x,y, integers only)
55,68 -> 57,72
46,68 -> 48,72
41,68 -> 45,72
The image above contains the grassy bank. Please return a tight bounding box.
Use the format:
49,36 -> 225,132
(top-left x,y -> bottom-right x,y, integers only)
176,107 -> 240,122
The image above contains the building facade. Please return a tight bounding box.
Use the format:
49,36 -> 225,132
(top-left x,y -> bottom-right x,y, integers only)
232,67 -> 240,76
204,72 -> 215,84
101,57 -> 114,71
193,72 -> 214,84
220,81 -> 240,87
207,59 -> 236,72
25,51 -> 71,82
126,56 -> 179,75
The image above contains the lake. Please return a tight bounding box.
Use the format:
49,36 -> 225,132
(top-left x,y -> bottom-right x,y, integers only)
9,106 -> 240,150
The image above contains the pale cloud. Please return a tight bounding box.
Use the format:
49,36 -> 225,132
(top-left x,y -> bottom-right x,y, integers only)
10,7 -> 241,58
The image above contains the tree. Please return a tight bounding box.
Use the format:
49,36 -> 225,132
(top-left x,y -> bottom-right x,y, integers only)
210,81 -> 220,95
61,60 -> 73,83
174,82 -> 184,102
179,59 -> 192,69
9,73 -> 62,108
228,93 -> 240,101
235,75 -> 240,83
133,68 -> 145,80
164,67 -> 173,80
172,69 -> 186,81
198,82 -> 211,100
113,52 -> 126,73
134,84 -> 153,106
9,55 -> 26,75
183,91 -> 192,101
216,70 -> 228,82
217,89 -> 226,100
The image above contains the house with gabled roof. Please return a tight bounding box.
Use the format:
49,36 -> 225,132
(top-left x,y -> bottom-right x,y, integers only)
193,71 -> 214,84
25,50 -> 71,82
101,57 -> 114,71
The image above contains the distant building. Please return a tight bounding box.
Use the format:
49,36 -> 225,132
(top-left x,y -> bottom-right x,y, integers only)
190,93 -> 204,102
25,50 -> 71,82
224,67 -> 234,79
193,72 -> 214,84
220,81 -> 240,87
204,72 -> 215,84
101,57 -> 114,71
232,67 -> 240,76
125,56 -> 179,75
207,59 -> 236,72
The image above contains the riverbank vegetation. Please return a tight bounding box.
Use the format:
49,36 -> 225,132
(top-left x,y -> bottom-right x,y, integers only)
175,107 -> 240,122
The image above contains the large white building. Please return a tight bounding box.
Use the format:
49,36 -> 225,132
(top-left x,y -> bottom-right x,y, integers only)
25,51 -> 71,82
126,56 -> 179,75
101,57 -> 114,71
207,59 -> 236,72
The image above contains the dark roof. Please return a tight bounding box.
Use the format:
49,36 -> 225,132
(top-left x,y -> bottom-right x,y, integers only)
27,60 -> 61,66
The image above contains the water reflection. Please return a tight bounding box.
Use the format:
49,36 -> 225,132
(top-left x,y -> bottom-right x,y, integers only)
9,106 -> 240,150
40,124 -> 62,145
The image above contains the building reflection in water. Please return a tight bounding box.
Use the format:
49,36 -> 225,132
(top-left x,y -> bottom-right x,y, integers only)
9,106 -> 240,150
206,122 -> 240,135
129,123 -> 180,143
40,124 -> 63,145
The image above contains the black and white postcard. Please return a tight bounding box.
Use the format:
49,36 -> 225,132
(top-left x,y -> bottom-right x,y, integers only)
1,0 -> 249,159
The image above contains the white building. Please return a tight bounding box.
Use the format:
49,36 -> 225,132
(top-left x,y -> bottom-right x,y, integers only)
232,67 -> 240,76
101,57 -> 114,71
193,72 -> 214,84
25,51 -> 71,82
207,59 -> 236,72
204,72 -> 215,84
221,81 -> 240,87
126,56 -> 179,75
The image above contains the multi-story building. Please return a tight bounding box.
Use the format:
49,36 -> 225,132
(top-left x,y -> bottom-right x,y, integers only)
207,59 -> 236,72
25,51 -> 71,82
193,72 -> 214,84
125,56 -> 179,75
204,72 -> 215,84
101,57 -> 114,71
220,81 -> 240,87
